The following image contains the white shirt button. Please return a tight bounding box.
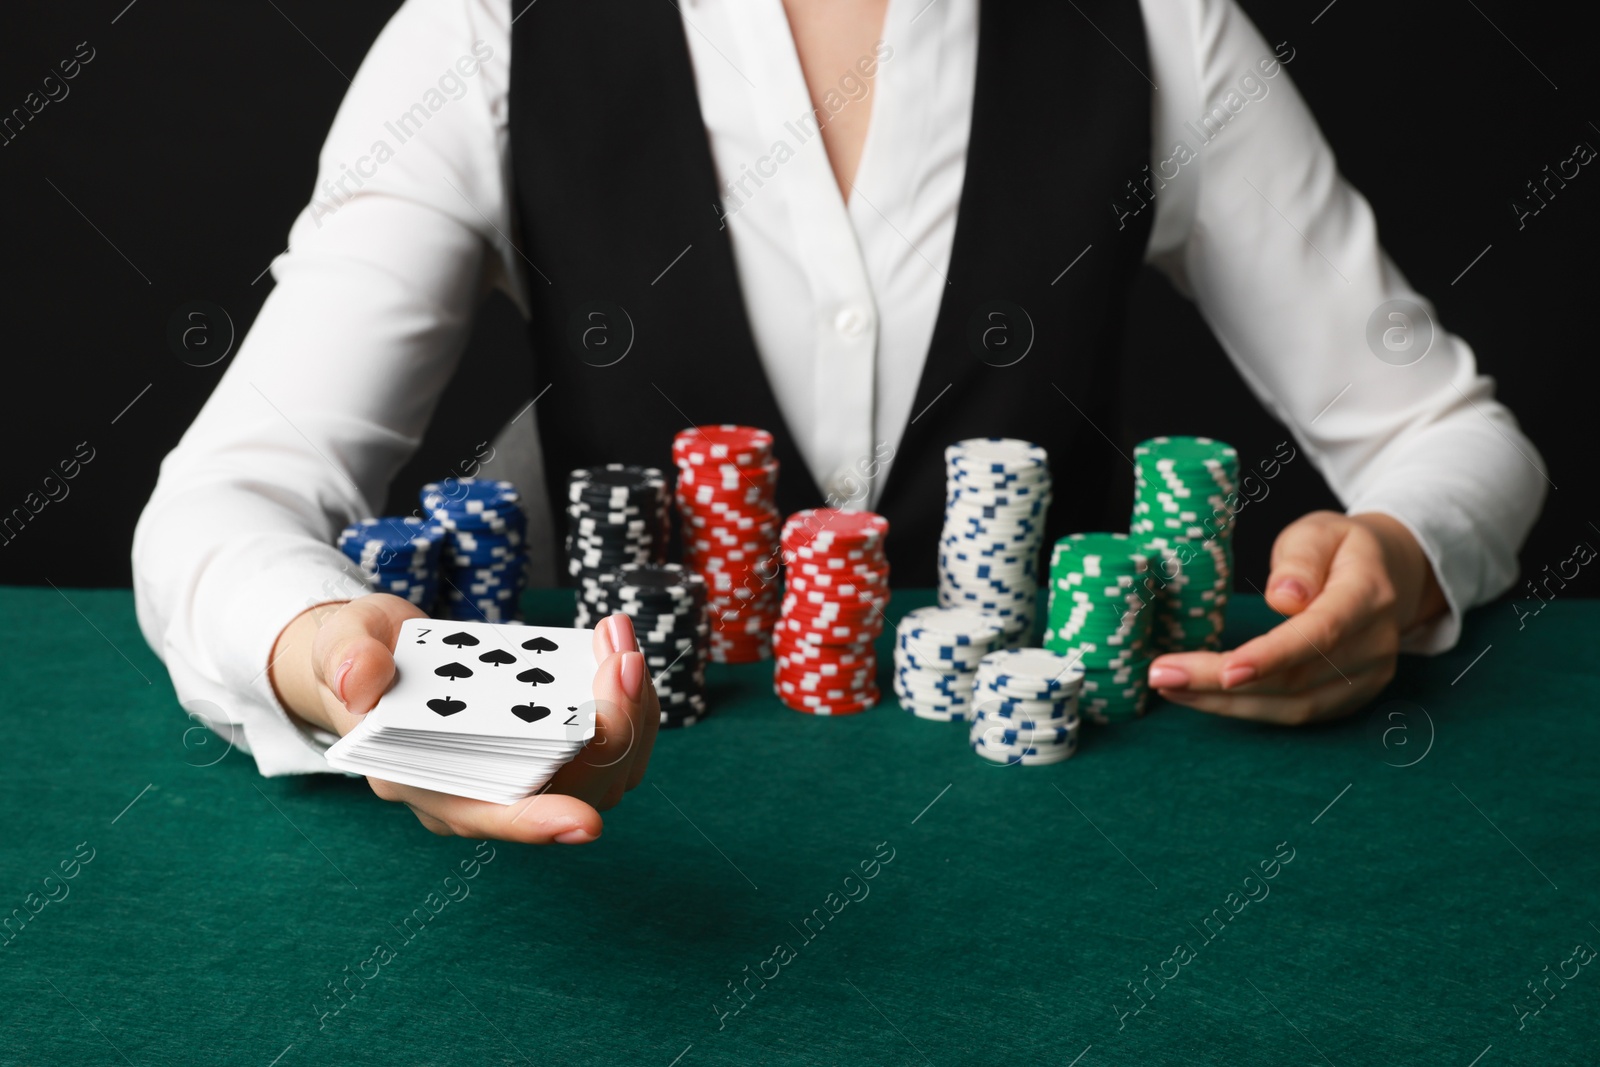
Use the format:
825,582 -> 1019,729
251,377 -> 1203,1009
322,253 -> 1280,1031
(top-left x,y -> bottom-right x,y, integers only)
833,306 -> 871,338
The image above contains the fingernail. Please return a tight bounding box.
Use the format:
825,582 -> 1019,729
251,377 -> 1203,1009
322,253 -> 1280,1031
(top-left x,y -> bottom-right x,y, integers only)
554,828 -> 595,845
620,651 -> 644,702
333,658 -> 355,706
1147,665 -> 1189,688
608,614 -> 638,654
1272,578 -> 1310,604
1221,665 -> 1257,689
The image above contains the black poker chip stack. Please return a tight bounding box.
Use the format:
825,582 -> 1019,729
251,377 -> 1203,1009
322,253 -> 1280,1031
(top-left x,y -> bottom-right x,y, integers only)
587,564 -> 710,728
568,464 -> 670,628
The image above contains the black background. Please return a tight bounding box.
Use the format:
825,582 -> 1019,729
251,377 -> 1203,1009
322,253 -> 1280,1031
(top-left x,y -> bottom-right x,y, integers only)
1,0 -> 1594,609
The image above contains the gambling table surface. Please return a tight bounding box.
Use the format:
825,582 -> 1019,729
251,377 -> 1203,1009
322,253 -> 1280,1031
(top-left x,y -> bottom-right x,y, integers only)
3,587 -> 1595,1067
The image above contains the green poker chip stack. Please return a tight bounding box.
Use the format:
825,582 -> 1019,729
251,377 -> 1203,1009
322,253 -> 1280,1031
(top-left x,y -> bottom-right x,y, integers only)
1130,436 -> 1240,653
1043,532 -> 1155,723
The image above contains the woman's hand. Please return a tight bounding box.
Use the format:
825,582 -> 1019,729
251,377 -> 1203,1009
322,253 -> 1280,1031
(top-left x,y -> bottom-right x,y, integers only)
1146,511 -> 1447,725
270,595 -> 658,842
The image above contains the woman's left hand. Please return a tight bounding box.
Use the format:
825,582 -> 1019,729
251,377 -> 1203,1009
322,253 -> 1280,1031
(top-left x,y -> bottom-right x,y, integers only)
1145,510 -> 1447,725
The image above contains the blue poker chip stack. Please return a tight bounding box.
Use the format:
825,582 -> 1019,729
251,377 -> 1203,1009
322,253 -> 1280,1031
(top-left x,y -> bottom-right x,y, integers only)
336,517 -> 445,611
937,438 -> 1053,647
968,648 -> 1083,765
420,478 -> 528,623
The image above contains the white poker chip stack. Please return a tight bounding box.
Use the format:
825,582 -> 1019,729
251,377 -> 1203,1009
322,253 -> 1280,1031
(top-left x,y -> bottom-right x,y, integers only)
892,606 -> 1008,721
937,438 -> 1053,648
968,648 -> 1084,765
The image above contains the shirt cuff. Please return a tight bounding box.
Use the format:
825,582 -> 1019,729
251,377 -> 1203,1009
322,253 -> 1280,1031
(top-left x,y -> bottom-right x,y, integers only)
1344,502 -> 1466,655
212,544 -> 373,776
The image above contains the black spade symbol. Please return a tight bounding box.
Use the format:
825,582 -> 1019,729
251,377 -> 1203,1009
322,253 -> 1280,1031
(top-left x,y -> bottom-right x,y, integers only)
442,632 -> 480,648
521,636 -> 559,654
516,667 -> 555,685
478,649 -> 516,667
435,662 -> 474,681
511,703 -> 550,724
428,696 -> 466,717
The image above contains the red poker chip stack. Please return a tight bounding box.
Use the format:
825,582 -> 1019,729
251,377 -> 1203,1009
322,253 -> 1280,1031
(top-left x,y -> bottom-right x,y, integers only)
773,508 -> 891,715
672,425 -> 783,663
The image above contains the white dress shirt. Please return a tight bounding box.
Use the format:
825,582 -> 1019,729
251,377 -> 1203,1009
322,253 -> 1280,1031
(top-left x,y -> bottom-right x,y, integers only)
133,0 -> 1546,776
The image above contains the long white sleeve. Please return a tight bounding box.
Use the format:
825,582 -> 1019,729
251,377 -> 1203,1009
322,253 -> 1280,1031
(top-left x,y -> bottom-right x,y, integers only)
1141,0 -> 1546,651
132,0 -> 515,774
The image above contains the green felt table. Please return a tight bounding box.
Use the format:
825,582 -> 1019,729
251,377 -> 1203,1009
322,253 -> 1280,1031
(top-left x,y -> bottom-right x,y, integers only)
1,587 -> 1596,1067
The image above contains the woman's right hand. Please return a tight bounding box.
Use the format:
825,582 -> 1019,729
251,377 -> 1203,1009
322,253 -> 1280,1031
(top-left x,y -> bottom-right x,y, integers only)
269,594 -> 658,843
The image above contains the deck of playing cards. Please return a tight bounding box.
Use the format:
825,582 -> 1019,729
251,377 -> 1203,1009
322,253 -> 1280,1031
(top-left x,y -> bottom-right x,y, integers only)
325,619 -> 598,804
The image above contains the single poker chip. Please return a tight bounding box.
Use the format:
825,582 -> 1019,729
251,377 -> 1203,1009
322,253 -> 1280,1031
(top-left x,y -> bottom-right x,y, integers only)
789,559 -> 890,582
777,671 -> 877,692
903,706 -> 979,724
783,574 -> 887,605
781,592 -> 881,615
671,424 -> 774,468
569,463 -> 667,497
782,508 -> 889,549
973,710 -> 1077,732
978,648 -> 1086,697
969,737 -> 1078,765
421,477 -> 519,511
776,686 -> 881,716
777,641 -> 875,663
945,437 -> 1050,475
337,516 -> 445,558
604,562 -> 700,593
895,659 -> 986,690
777,659 -> 876,684
900,606 -> 1006,646
678,458 -> 780,489
776,669 -> 876,692
896,688 -> 975,712
970,718 -> 1079,747
971,686 -> 1076,716
421,479 -> 525,534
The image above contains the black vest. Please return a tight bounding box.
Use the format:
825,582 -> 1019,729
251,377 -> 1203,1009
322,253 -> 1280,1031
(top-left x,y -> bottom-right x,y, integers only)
508,1 -> 1153,585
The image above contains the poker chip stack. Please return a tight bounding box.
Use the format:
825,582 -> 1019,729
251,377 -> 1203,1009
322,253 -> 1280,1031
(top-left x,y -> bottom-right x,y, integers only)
567,465 -> 671,629
937,438 -> 1053,647
968,648 -> 1084,765
420,478 -> 528,623
585,563 -> 710,728
1129,436 -> 1240,652
1044,532 -> 1155,723
892,606 -> 1007,722
336,517 -> 444,611
672,425 -> 783,663
772,509 -> 890,715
